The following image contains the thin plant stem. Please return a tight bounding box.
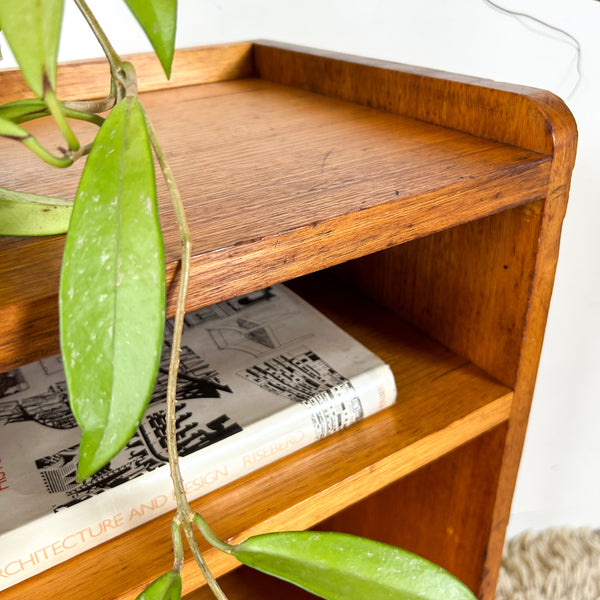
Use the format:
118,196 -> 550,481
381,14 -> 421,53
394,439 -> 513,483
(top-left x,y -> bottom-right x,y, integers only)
44,89 -> 80,151
73,0 -> 125,93
171,520 -> 185,572
63,107 -> 105,127
182,521 -> 230,600
9,118 -> 93,169
145,112 -> 192,517
64,96 -> 116,115
20,136 -> 74,168
16,106 -> 105,128
145,112 -> 230,600
194,513 -> 234,555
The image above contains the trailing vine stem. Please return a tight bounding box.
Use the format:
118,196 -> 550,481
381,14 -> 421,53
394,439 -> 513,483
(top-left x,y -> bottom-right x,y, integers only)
73,0 -> 128,98
63,97 -> 116,115
182,520 -> 230,600
65,3 -> 229,594
8,106 -> 102,169
143,113 -> 191,514
44,88 -> 80,151
194,513 -> 234,555
145,114 -> 230,600
171,520 -> 185,573
20,135 -> 92,168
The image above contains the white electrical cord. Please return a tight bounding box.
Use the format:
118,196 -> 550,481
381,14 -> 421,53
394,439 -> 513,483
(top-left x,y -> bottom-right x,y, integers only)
481,0 -> 582,98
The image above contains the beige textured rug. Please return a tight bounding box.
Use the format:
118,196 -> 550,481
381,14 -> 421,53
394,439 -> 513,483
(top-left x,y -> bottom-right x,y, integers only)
495,527 -> 600,600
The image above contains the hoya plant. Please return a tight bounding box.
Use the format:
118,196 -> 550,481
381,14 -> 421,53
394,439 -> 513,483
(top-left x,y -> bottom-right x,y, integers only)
0,2 -> 477,599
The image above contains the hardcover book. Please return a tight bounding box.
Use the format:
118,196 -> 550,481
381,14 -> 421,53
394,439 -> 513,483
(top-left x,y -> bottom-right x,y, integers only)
0,284 -> 396,589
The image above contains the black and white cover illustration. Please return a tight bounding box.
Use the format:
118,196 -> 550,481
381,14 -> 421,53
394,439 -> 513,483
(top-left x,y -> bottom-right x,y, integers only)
0,284 -> 396,588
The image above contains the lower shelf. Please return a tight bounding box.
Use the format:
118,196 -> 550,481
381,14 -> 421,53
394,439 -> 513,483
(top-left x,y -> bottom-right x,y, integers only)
5,273 -> 512,600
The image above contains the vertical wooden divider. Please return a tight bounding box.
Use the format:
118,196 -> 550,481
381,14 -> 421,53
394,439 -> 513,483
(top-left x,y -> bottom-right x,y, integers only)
253,41 -> 577,598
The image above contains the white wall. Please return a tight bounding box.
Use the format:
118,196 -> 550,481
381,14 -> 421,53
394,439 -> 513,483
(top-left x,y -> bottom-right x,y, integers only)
2,0 -> 599,539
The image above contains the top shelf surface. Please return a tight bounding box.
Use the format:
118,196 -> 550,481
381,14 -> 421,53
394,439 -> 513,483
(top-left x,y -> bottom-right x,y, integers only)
0,43 -> 556,369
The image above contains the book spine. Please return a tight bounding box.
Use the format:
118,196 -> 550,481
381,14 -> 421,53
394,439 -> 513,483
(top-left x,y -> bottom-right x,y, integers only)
0,363 -> 395,590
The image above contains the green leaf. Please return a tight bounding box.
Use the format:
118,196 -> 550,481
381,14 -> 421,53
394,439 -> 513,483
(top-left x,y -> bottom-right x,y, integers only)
0,0 -> 64,96
233,531 -> 477,600
0,187 -> 72,236
136,571 -> 182,600
0,98 -> 48,123
59,96 -> 165,480
0,98 -> 104,127
0,115 -> 29,139
123,0 -> 177,78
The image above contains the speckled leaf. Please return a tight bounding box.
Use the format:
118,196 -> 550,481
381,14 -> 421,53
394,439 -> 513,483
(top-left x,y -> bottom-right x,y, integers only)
123,0 -> 177,78
0,0 -> 64,96
59,96 -> 165,480
0,187 -> 72,236
233,531 -> 477,600
136,570 -> 182,600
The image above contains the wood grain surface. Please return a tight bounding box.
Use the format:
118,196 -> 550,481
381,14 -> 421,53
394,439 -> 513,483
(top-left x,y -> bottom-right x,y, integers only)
0,76 -> 550,371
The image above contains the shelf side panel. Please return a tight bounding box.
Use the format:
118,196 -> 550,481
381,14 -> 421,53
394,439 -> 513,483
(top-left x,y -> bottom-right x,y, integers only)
333,195 -> 576,597
253,41 -> 575,157
335,202 -> 543,389
244,44 -> 576,595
